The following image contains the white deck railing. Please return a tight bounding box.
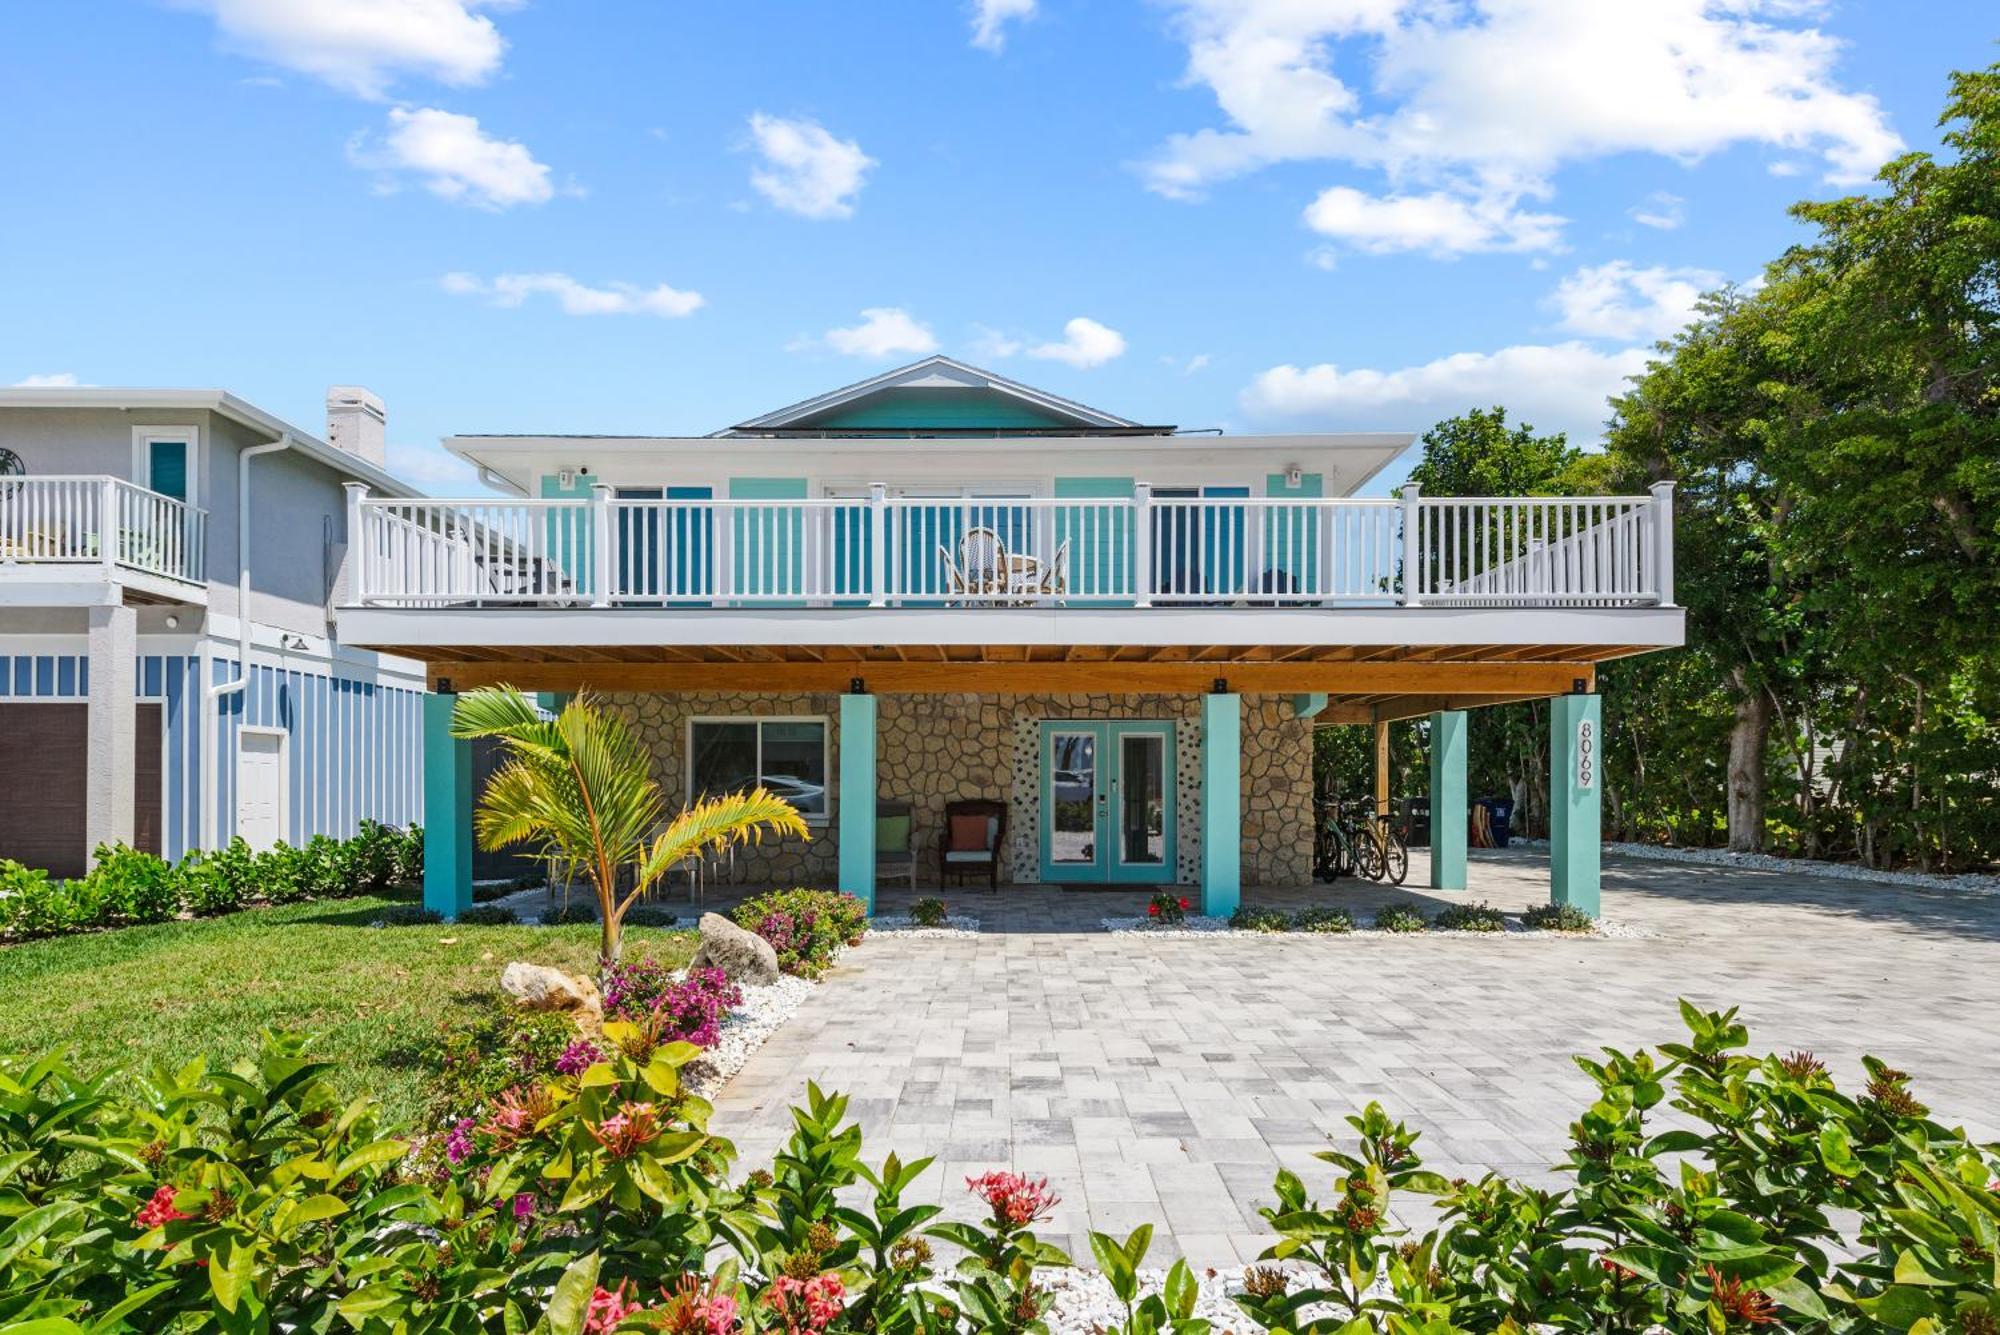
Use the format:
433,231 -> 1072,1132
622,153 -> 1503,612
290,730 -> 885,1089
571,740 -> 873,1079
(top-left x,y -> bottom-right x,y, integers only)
348,483 -> 1675,611
0,476 -> 208,584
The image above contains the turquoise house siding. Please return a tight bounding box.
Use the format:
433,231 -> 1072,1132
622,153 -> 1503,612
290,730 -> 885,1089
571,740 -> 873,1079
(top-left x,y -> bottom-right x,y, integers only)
730,477 -> 808,600
1054,477 -> 1133,602
804,389 -> 1076,432
1264,471 -> 1323,597
539,473 -> 596,599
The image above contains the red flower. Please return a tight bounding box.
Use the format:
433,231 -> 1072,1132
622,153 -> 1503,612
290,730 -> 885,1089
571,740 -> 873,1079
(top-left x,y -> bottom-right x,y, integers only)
584,1280 -> 645,1333
1147,903 -> 1161,917
966,1171 -> 1061,1227
136,1185 -> 192,1230
765,1273 -> 846,1333
1705,1264 -> 1778,1325
1177,897 -> 1190,910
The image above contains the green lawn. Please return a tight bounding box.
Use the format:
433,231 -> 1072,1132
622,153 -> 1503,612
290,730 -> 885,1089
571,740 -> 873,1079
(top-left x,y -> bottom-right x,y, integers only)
0,897 -> 694,1127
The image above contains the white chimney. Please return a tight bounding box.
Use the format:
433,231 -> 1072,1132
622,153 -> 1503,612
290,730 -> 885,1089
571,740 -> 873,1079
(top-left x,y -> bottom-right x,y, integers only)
326,386 -> 386,467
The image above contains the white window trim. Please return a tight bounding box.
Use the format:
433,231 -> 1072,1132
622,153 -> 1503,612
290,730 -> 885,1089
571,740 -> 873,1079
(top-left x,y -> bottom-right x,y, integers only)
131,425 -> 200,505
685,714 -> 830,826
236,725 -> 290,849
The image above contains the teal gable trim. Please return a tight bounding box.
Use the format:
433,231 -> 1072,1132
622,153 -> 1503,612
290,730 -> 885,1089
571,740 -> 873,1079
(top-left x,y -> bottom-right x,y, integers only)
805,388 -> 1078,432
837,693 -> 878,910
1550,694 -> 1602,916
1199,693 -> 1242,916
422,693 -> 472,921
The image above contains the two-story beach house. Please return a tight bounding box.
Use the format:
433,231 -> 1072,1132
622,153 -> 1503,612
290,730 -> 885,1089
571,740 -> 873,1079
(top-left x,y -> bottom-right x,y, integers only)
0,386 -> 427,876
333,357 -> 1682,918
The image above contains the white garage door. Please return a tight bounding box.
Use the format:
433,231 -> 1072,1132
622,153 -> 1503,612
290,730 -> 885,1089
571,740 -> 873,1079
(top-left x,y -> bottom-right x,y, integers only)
236,730 -> 288,850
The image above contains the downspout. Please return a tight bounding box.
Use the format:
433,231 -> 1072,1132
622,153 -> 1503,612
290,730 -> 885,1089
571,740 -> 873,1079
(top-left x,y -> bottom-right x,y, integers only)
201,433 -> 293,847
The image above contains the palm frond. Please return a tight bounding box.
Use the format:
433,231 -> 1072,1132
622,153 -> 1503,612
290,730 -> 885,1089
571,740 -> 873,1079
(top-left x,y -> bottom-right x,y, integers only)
629,788 -> 811,903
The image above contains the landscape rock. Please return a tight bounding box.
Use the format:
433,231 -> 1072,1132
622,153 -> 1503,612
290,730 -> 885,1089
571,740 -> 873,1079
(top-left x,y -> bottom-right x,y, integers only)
500,961 -> 603,1022
687,912 -> 782,985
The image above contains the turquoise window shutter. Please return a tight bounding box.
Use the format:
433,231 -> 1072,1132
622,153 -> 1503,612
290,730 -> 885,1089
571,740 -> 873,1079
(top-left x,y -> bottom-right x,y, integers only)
149,440 -> 188,502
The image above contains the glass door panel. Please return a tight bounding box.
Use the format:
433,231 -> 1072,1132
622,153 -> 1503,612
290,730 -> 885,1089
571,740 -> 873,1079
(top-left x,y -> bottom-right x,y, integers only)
1039,721 -> 1175,884
1116,733 -> 1166,869
1043,727 -> 1102,879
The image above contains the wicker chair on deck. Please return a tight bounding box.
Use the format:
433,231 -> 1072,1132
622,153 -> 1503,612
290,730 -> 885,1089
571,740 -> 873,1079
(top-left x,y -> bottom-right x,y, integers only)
939,798 -> 1007,892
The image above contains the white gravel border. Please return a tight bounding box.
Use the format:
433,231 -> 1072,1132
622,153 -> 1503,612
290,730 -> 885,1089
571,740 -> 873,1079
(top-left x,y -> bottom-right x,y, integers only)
1580,840 -> 2000,896
867,914 -> 982,938
1040,1264 -> 1341,1332
681,974 -> 815,1099
1100,913 -> 1649,939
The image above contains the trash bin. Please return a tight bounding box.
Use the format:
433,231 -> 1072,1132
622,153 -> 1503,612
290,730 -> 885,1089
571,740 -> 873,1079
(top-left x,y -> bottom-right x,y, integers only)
1481,797 -> 1515,848
1401,796 -> 1431,846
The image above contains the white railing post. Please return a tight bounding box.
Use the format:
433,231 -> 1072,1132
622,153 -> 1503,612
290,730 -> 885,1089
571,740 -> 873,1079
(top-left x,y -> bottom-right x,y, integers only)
1399,482 -> 1422,606
340,482 -> 368,606
1649,479 -> 1677,606
1132,482 -> 1153,606
99,477 -> 120,575
867,483 -> 888,608
590,484 -> 614,607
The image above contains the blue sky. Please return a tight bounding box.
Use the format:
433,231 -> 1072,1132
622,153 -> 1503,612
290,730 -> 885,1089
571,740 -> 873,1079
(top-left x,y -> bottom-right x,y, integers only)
1,2 -> 1987,490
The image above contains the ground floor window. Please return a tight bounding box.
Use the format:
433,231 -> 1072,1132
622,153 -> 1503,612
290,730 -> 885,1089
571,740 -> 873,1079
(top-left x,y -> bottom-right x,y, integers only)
687,717 -> 828,821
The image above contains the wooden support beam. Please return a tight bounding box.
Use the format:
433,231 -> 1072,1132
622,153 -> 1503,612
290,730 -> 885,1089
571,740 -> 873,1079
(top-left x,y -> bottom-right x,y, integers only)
1373,720 -> 1391,819
423,658 -> 1597,697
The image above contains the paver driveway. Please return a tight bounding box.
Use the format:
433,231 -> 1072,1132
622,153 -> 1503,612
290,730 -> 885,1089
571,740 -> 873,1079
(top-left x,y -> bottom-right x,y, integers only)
708,849 -> 2000,1268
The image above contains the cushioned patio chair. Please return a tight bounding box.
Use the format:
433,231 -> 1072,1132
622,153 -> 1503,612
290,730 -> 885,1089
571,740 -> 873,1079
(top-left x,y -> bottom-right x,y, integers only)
876,797 -> 917,892
940,798 -> 1007,892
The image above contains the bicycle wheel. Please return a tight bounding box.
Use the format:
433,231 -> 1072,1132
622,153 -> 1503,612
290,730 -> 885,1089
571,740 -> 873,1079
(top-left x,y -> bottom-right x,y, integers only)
1381,829 -> 1409,885
1352,826 -> 1384,880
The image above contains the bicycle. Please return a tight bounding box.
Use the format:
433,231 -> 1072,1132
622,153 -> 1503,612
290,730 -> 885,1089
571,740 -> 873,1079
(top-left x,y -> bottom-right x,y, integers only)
1314,800 -> 1358,880
1354,810 -> 1410,886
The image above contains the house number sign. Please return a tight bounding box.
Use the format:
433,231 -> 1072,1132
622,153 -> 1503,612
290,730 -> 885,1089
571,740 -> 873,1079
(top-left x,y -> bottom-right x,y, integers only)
1575,717 -> 1596,790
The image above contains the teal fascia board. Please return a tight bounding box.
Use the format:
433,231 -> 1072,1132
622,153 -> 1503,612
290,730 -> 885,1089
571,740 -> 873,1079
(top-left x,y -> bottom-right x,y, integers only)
422,692 -> 473,921
838,693 -> 878,910
1429,710 -> 1468,892
1550,694 -> 1603,916
1200,693 -> 1242,916
1293,693 -> 1328,719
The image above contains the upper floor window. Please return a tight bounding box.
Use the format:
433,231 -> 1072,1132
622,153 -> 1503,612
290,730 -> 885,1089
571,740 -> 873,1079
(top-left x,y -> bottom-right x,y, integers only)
131,427 -> 197,504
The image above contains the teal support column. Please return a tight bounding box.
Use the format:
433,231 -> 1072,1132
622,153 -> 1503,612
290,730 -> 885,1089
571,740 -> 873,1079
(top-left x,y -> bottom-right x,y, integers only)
422,692 -> 473,921
838,692 -> 878,911
1429,710 -> 1468,892
1200,692 -> 1242,917
1550,693 -> 1602,916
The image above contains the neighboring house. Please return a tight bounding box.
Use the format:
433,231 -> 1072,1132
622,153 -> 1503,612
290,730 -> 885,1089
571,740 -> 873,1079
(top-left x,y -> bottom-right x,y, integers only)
0,386 -> 427,876
333,356 -> 1683,916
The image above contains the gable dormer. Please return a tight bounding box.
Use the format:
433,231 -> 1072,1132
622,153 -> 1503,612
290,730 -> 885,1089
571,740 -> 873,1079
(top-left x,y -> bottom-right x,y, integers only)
723,355 -> 1171,437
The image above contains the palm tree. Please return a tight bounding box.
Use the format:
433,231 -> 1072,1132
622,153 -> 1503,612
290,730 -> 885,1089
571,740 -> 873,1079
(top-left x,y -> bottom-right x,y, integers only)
450,686 -> 809,967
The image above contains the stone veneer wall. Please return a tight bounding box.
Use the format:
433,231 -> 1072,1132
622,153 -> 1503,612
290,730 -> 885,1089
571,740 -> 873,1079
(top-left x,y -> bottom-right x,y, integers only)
603,691 -> 1313,890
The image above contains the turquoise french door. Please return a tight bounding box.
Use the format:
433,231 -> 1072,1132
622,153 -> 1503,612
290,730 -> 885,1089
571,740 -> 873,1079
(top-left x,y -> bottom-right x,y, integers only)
1038,721 -> 1176,884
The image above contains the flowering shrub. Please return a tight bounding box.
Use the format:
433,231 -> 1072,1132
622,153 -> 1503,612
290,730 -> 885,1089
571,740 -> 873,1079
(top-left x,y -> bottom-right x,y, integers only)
911,895 -> 949,927
733,888 -> 868,978
422,1003 -> 577,1121
0,1005 -> 1992,1334
603,956 -> 744,1048
0,823 -> 423,941
1145,891 -> 1190,925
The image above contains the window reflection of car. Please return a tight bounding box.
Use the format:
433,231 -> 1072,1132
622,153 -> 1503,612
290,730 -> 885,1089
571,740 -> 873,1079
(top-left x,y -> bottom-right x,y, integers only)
760,774 -> 827,811
1054,770 -> 1093,803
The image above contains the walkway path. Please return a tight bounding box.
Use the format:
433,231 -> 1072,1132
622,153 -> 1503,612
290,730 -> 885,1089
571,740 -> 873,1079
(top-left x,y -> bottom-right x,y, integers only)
708,850 -> 2000,1267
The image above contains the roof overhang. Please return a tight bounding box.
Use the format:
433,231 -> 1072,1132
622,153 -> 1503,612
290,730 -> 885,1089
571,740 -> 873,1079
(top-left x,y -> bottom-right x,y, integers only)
447,432 -> 1416,496
0,388 -> 420,498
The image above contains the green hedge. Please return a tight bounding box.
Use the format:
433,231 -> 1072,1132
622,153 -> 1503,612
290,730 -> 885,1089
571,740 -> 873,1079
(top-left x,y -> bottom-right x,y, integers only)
731,887 -> 869,978
0,1004 -> 1991,1333
0,820 -> 422,941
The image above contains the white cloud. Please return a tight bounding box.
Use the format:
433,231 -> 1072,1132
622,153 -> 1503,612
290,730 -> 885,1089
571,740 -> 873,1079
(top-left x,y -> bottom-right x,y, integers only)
441,271 -> 704,318
1242,341 -> 1653,443
1549,261 -> 1721,342
971,0 -> 1037,52
747,114 -> 875,220
1162,353 -> 1212,375
1629,190 -> 1687,230
1145,0 -> 1902,248
1303,186 -> 1565,257
1026,317 -> 1128,369
180,0 -> 511,99
351,107 -> 554,209
10,373 -> 84,387
819,308 -> 939,359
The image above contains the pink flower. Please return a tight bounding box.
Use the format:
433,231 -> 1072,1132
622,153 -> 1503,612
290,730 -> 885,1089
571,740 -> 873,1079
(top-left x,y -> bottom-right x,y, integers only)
512,1193 -> 535,1222
584,1280 -> 644,1334
556,1039 -> 604,1076
966,1170 -> 1061,1227
444,1118 -> 475,1165
765,1274 -> 845,1333
135,1184 -> 191,1230
588,1101 -> 661,1159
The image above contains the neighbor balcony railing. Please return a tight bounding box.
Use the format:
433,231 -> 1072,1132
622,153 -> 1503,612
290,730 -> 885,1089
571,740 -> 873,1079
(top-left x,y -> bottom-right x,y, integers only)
0,475 -> 208,584
347,481 -> 1675,611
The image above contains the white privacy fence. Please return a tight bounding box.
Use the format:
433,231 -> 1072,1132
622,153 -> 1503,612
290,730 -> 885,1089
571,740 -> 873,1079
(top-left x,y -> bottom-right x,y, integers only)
0,476 -> 208,583
348,483 -> 1675,611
